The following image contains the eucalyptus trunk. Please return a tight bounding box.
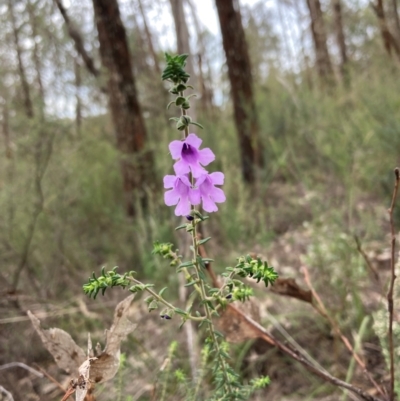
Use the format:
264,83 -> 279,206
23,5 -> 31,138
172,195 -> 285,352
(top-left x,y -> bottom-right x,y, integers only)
215,0 -> 263,183
92,0 -> 154,216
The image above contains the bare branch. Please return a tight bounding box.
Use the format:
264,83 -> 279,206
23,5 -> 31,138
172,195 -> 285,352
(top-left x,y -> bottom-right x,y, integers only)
387,167 -> 400,401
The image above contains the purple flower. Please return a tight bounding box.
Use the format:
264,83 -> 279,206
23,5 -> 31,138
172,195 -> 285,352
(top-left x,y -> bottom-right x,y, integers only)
163,174 -> 199,216
169,133 -> 215,178
191,172 -> 226,213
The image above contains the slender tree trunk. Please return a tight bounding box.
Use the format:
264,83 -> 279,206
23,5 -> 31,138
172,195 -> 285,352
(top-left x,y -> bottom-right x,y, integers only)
371,0 -> 400,59
186,0 -> 214,111
332,0 -> 348,84
293,0 -> 313,90
169,0 -> 197,120
137,0 -> 161,75
306,0 -> 334,82
54,0 -> 101,79
92,0 -> 154,216
215,0 -> 263,183
390,0 -> 400,43
27,0 -> 45,105
8,0 -> 34,118
74,58 -> 82,136
2,102 -> 12,159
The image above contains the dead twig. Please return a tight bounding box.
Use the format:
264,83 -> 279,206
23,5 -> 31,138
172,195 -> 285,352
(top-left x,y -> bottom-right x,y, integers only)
387,167 -> 399,401
202,255 -> 384,400
302,266 -> 386,398
354,235 -> 381,285
32,364 -> 65,392
0,362 -> 43,378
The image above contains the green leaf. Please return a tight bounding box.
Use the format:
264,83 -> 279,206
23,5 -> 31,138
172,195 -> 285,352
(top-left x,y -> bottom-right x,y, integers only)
184,281 -> 197,287
179,261 -> 195,268
175,223 -> 188,230
190,121 -> 204,129
174,308 -> 186,316
159,287 -> 168,297
197,237 -> 211,245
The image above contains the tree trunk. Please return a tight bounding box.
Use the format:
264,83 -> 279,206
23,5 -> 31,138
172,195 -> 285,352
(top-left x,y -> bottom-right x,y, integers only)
92,0 -> 154,216
8,0 -> 34,118
169,0 -> 197,120
2,102 -> 12,159
332,0 -> 348,84
371,0 -> 400,59
54,0 -> 101,79
215,0 -> 263,183
306,0 -> 334,82
74,58 -> 82,136
390,0 -> 400,43
186,0 -> 214,111
27,0 -> 45,105
137,0 -> 161,76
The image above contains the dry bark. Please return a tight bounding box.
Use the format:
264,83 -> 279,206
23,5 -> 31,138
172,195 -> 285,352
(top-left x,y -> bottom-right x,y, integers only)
215,0 -> 263,183
306,0 -> 334,81
92,0 -> 154,216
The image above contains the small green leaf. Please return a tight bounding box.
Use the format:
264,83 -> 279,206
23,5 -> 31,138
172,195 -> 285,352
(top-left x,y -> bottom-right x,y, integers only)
159,287 -> 168,297
197,237 -> 211,245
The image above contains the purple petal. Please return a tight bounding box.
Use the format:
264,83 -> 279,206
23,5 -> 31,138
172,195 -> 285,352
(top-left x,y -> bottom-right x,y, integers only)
179,175 -> 192,187
173,159 -> 190,176
175,197 -> 191,216
164,189 -> 179,206
190,163 -> 207,178
209,172 -> 224,185
185,133 -> 202,149
189,188 -> 201,205
169,140 -> 183,159
164,175 -> 177,189
209,187 -> 226,203
194,174 -> 207,187
201,196 -> 218,213
198,148 -> 215,166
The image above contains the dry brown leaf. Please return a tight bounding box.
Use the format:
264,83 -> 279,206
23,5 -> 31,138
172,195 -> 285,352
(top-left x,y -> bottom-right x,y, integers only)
270,277 -> 313,303
27,311 -> 86,375
216,300 -> 261,343
28,295 -> 136,389
89,294 -> 137,383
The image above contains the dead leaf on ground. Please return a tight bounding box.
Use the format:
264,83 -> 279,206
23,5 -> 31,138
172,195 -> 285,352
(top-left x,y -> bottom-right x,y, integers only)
27,311 -> 86,375
28,294 -> 137,397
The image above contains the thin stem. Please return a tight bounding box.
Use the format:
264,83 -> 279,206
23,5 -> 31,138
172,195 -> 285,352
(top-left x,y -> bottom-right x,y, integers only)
180,91 -> 189,139
191,220 -> 233,395
387,167 -> 400,401
129,277 -> 205,322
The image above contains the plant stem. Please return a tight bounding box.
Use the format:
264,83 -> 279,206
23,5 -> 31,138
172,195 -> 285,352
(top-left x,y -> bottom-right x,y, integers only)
387,167 -> 400,401
129,277 -> 206,322
191,220 -> 233,395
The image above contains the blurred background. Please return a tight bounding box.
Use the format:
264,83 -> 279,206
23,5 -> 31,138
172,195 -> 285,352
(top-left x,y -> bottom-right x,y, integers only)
0,0 -> 400,399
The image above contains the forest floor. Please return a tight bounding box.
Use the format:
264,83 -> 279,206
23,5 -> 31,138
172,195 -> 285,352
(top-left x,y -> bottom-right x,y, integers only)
0,181 -> 396,401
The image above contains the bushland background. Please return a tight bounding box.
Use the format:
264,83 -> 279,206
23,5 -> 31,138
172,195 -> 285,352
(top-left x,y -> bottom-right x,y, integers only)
1,0 -> 400,400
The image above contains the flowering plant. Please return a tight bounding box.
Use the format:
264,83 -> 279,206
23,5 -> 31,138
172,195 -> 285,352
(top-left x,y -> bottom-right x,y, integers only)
83,54 -> 277,400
